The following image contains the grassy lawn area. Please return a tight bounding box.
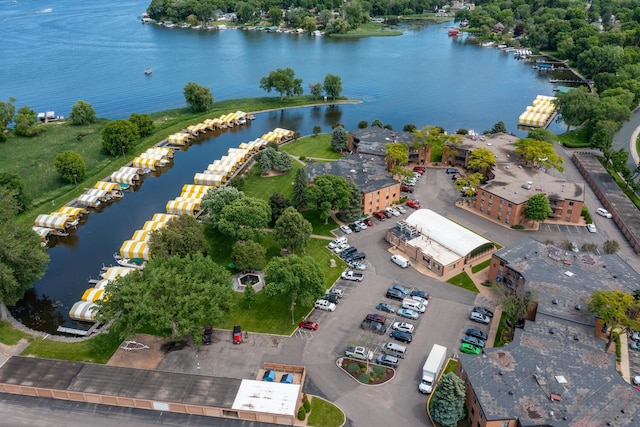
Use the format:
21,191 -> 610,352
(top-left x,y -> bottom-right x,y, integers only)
446,272 -> 480,293
331,22 -> 402,37
21,331 -> 122,363
281,134 -> 342,160
0,321 -> 31,345
307,396 -> 345,427
556,127 -> 590,148
301,208 -> 339,237
242,162 -> 299,200
442,358 -> 458,376
471,259 -> 491,274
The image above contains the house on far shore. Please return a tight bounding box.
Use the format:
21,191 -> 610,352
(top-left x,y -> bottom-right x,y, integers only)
444,133 -> 585,227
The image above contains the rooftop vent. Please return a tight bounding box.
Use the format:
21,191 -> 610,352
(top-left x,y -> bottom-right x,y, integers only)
574,334 -> 579,341
552,298 -> 558,304
549,328 -> 556,334
575,304 -> 581,310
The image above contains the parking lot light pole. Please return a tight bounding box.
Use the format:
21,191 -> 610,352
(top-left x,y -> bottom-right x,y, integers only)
291,302 -> 296,325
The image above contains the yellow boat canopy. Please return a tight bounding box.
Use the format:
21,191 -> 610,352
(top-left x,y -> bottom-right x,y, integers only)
166,200 -> 197,215
53,206 -> 87,219
181,184 -> 211,197
168,133 -> 191,145
94,279 -> 110,290
194,173 -> 225,186
140,153 -> 170,165
145,147 -> 174,158
131,229 -> 152,242
119,240 -> 151,261
83,188 -> 110,200
82,288 -> 105,302
77,194 -> 102,207
132,157 -> 157,170
142,220 -> 166,231
69,301 -> 97,322
204,118 -> 223,129
94,181 -> 121,191
151,213 -> 177,223
34,214 -> 68,230
102,266 -> 136,280
110,172 -> 138,185
174,197 -> 202,209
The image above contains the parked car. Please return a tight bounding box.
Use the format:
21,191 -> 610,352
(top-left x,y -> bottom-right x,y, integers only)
392,283 -> 409,296
631,331 -> 640,342
233,325 -> 243,344
328,236 -> 347,249
410,289 -> 429,300
392,321 -> 415,334
376,354 -> 399,368
348,261 -> 366,270
348,223 -> 361,232
376,302 -> 395,313
373,211 -> 386,220
630,341 -> 640,351
363,218 -> 375,227
389,208 -> 400,216
396,205 -> 407,214
366,313 -> 387,325
446,168 -> 460,174
386,288 -> 405,301
406,199 -> 421,209
325,288 -> 344,298
465,328 -> 488,341
344,252 -> 366,262
333,243 -> 350,254
401,184 -> 414,193
339,225 -> 352,234
462,335 -> 486,348
323,294 -> 339,305
390,330 -> 413,343
596,207 -> 612,218
397,308 -> 419,320
298,320 -> 319,330
570,241 -> 579,253
473,306 -> 494,318
361,319 -> 387,335
340,247 -> 357,258
355,220 -> 367,230
411,295 -> 428,305
203,325 -> 213,345
586,223 -> 597,233
413,166 -> 426,172
315,299 -> 336,311
460,342 -> 481,354
634,376 -> 640,386
470,311 -> 491,324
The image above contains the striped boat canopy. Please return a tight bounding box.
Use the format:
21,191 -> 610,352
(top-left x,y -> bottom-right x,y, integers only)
151,213 -> 177,223
194,173 -> 225,186
132,157 -> 157,170
119,240 -> 151,261
181,184 -> 211,197
110,171 -> 138,185
173,197 -> 201,209
142,220 -> 166,231
94,279 -> 110,290
131,229 -> 152,242
166,200 -> 197,215
77,194 -> 102,207
145,147 -> 174,158
102,266 -> 136,280
83,188 -> 110,200
32,226 -> 54,238
69,301 -> 97,322
53,206 -> 87,219
34,214 -> 68,230
94,181 -> 121,191
82,288 -> 105,302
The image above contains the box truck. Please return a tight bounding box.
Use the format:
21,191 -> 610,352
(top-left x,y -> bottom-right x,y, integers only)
419,344 -> 447,394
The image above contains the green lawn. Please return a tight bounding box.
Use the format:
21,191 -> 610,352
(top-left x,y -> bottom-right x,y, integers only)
556,127 -> 590,148
281,134 -> 342,160
446,272 -> 480,293
330,22 -> 402,37
471,259 -> 491,274
307,396 -> 345,427
301,208 -> 339,237
442,358 -> 458,376
242,162 -> 299,201
21,331 -> 121,363
0,321 -> 30,345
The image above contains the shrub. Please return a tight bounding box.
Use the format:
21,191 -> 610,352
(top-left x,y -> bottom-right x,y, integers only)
297,406 -> 306,420
312,125 -> 321,135
358,373 -> 370,384
299,155 -> 306,162
581,206 -> 592,224
456,128 -> 469,135
372,365 -> 386,375
54,150 -> 86,183
348,363 -> 360,374
303,397 -> 311,413
68,100 -> 96,126
359,362 -> 366,369
614,332 -> 621,362
510,224 -> 525,229
358,120 -> 368,129
403,124 -> 417,132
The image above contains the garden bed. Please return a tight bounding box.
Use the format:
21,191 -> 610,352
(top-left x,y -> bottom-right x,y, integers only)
338,357 -> 395,385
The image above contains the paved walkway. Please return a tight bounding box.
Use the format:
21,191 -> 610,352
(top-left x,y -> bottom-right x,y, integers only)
612,105 -> 640,173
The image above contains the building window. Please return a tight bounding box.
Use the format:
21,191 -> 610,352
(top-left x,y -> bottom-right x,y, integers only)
479,207 -> 483,212
480,199 -> 485,205
488,203 -> 492,208
567,210 -> 572,214
487,211 -> 491,216
502,422 -> 509,427
500,199 -> 504,205
497,215 -> 501,220
508,203 -> 512,208
569,201 -> 574,206
505,218 -> 510,224
489,194 -> 493,200
565,217 -> 570,222
481,191 -> 485,196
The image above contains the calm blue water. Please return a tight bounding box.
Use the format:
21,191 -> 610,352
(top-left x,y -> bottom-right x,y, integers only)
2,0 -> 563,331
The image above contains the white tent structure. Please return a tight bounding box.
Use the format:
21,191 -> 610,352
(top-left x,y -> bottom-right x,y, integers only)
69,301 -> 97,322
34,214 -> 69,230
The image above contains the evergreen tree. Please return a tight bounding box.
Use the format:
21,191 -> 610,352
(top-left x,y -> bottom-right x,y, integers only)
330,125 -> 348,152
430,372 -> 466,427
293,168 -> 308,208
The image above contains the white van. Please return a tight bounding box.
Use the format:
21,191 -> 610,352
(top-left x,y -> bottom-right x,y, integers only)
383,342 -> 408,358
402,298 -> 426,313
391,254 -> 410,268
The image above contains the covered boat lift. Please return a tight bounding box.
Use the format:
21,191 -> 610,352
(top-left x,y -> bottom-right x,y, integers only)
110,171 -> 138,185
166,200 -> 198,216
119,240 -> 151,261
145,147 -> 174,158
181,184 -> 211,197
101,266 -> 136,280
69,301 -> 97,322
82,288 -> 105,302
142,220 -> 166,231
34,214 -> 69,231
131,229 -> 152,242
76,194 -> 102,208
151,213 -> 177,223
167,133 -> 191,146
83,188 -> 111,201
132,157 -> 158,171
194,172 -> 225,187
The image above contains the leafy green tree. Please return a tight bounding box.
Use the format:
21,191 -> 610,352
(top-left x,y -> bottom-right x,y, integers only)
467,147 -> 496,176
611,149 -> 630,175
309,82 -> 323,99
273,151 -> 292,172
68,100 -> 96,126
264,255 -> 325,321
96,253 -> 232,345
293,168 -> 308,208
183,82 -> 214,113
54,150 -> 86,184
269,192 -> 291,224
502,290 -> 534,327
454,172 -> 483,197
0,172 -> 30,213
306,174 -> 352,223
274,206 -> 312,253
201,185 -> 245,224
0,187 -> 49,305
312,125 -> 321,136
589,120 -> 619,163
259,68 -> 303,101
588,289 -> 640,348
371,119 -> 384,128
218,197 -> 271,241
323,74 -> 343,99
149,214 -> 208,260
527,128 -> 557,143
14,106 -> 39,137
430,373 -> 466,427
0,97 -> 16,127
244,283 -> 256,309
358,120 -> 368,129
232,240 -> 266,271
269,6 -> 282,26
303,16 -> 317,32
101,119 -> 139,156
0,124 -> 6,143
412,126 -> 461,163
128,113 -> 154,137
331,125 -> 348,151
514,138 -> 564,171
489,120 -> 507,134
325,18 -> 350,34
555,87 -> 596,132
403,124 -> 417,132
523,193 -> 552,227
385,142 -> 409,169
603,240 -> 620,254
577,45 -> 625,78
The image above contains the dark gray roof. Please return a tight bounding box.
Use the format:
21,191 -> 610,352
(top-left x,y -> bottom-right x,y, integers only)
350,127 -> 414,158
0,357 -> 241,408
305,154 -> 398,194
462,238 -> 640,425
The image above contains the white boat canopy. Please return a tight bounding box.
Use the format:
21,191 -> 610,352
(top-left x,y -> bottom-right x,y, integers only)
83,188 -> 110,200
93,279 -> 110,290
101,266 -> 136,280
166,200 -> 197,215
110,172 -> 138,185
173,197 -> 202,209
34,214 -> 68,230
194,173 -> 225,186
82,288 -> 105,302
151,213 -> 177,223
77,194 -> 102,207
69,301 -> 97,322
119,240 -> 151,261
145,147 -> 174,158
94,181 -> 122,191
32,226 -> 54,238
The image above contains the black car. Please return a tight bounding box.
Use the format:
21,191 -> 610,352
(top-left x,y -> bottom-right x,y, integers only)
203,325 -> 213,345
390,330 -> 413,343
473,306 -> 494,318
348,223 -> 361,232
386,288 -> 404,301
361,320 -> 387,335
344,252 -> 366,262
465,328 -> 488,341
446,168 -> 460,174
410,289 -> 429,300
340,246 -> 358,259
323,294 -> 339,305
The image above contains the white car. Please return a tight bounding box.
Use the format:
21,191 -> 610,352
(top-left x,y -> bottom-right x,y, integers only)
596,208 -> 612,218
396,206 -> 407,214
586,224 -> 597,233
333,243 -> 350,254
470,311 -> 491,324
339,225 -> 352,234
411,295 -> 428,305
315,299 -> 336,312
328,236 -> 347,249
355,220 -> 367,230
634,376 -> 640,386
392,321 -> 415,334
386,208 -> 400,217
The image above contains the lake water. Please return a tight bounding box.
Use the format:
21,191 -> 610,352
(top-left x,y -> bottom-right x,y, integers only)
3,0 -> 564,332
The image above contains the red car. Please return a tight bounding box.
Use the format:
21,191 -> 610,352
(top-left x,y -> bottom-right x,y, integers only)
233,325 -> 243,344
298,321 -> 319,330
406,200 -> 421,209
373,211 -> 386,220
401,184 -> 414,193
366,313 -> 387,325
